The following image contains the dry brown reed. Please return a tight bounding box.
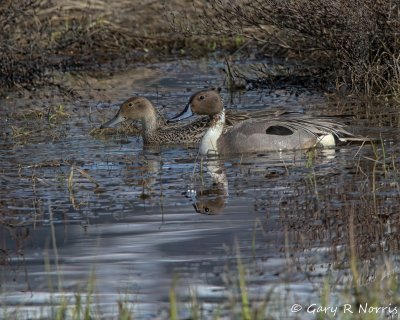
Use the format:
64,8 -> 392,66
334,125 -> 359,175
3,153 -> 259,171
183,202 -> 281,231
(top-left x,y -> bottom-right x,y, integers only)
172,0 -> 400,97
0,0 -> 238,95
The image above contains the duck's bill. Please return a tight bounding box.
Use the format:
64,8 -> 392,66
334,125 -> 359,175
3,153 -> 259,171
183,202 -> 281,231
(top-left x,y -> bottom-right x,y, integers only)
100,112 -> 125,129
167,103 -> 194,123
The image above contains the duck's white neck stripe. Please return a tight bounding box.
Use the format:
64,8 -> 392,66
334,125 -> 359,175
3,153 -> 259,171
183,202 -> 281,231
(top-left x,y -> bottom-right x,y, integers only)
199,110 -> 225,156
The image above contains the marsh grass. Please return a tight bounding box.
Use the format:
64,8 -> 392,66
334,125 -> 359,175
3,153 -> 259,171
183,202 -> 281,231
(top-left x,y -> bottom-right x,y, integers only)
8,104 -> 70,144
331,255 -> 400,320
10,104 -> 71,123
236,246 -> 251,320
89,123 -> 141,138
3,238 -> 400,319
117,296 -> 134,320
188,287 -> 201,320
0,0 -> 241,95
169,276 -> 179,320
172,0 -> 400,98
0,206 -> 102,319
67,165 -> 100,209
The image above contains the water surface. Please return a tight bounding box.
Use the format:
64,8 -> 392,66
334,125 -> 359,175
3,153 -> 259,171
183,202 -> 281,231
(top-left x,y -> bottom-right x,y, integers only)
1,59 -> 400,319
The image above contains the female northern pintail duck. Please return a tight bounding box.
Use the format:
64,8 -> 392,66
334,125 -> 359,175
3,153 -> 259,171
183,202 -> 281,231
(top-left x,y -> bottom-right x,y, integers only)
168,89 -> 356,155
100,96 -> 209,144
100,95 -> 252,145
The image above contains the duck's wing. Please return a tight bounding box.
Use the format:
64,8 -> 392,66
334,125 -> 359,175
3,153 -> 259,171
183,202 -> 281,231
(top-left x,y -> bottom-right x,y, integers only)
277,115 -> 354,138
225,109 -> 302,126
227,107 -> 377,144
273,115 -> 381,143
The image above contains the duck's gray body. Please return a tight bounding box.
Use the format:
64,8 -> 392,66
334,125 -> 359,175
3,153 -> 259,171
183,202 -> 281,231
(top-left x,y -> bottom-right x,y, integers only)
217,118 -> 319,154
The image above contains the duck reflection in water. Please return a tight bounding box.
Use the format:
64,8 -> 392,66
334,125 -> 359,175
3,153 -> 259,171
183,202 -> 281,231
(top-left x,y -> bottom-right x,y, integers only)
188,158 -> 228,215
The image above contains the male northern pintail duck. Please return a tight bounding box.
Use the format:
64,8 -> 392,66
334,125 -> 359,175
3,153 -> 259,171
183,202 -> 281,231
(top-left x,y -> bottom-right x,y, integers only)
100,95 -> 252,145
168,89 -> 358,155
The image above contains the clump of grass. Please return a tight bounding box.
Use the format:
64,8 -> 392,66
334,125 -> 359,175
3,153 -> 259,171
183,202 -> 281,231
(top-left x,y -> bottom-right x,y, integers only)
10,125 -> 36,140
9,104 -> 70,144
48,105 -> 70,124
169,277 -> 179,320
9,105 -> 70,123
236,247 -> 251,320
68,165 -> 101,209
331,253 -> 399,320
89,122 -> 141,138
117,296 -> 134,320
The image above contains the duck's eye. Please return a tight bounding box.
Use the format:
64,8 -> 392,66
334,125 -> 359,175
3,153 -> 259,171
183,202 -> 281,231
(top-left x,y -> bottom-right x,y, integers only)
204,207 -> 210,213
199,95 -> 205,100
128,103 -> 133,107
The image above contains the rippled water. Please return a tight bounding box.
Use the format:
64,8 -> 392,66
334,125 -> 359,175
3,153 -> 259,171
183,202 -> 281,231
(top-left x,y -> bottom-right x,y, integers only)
1,59 -> 400,319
